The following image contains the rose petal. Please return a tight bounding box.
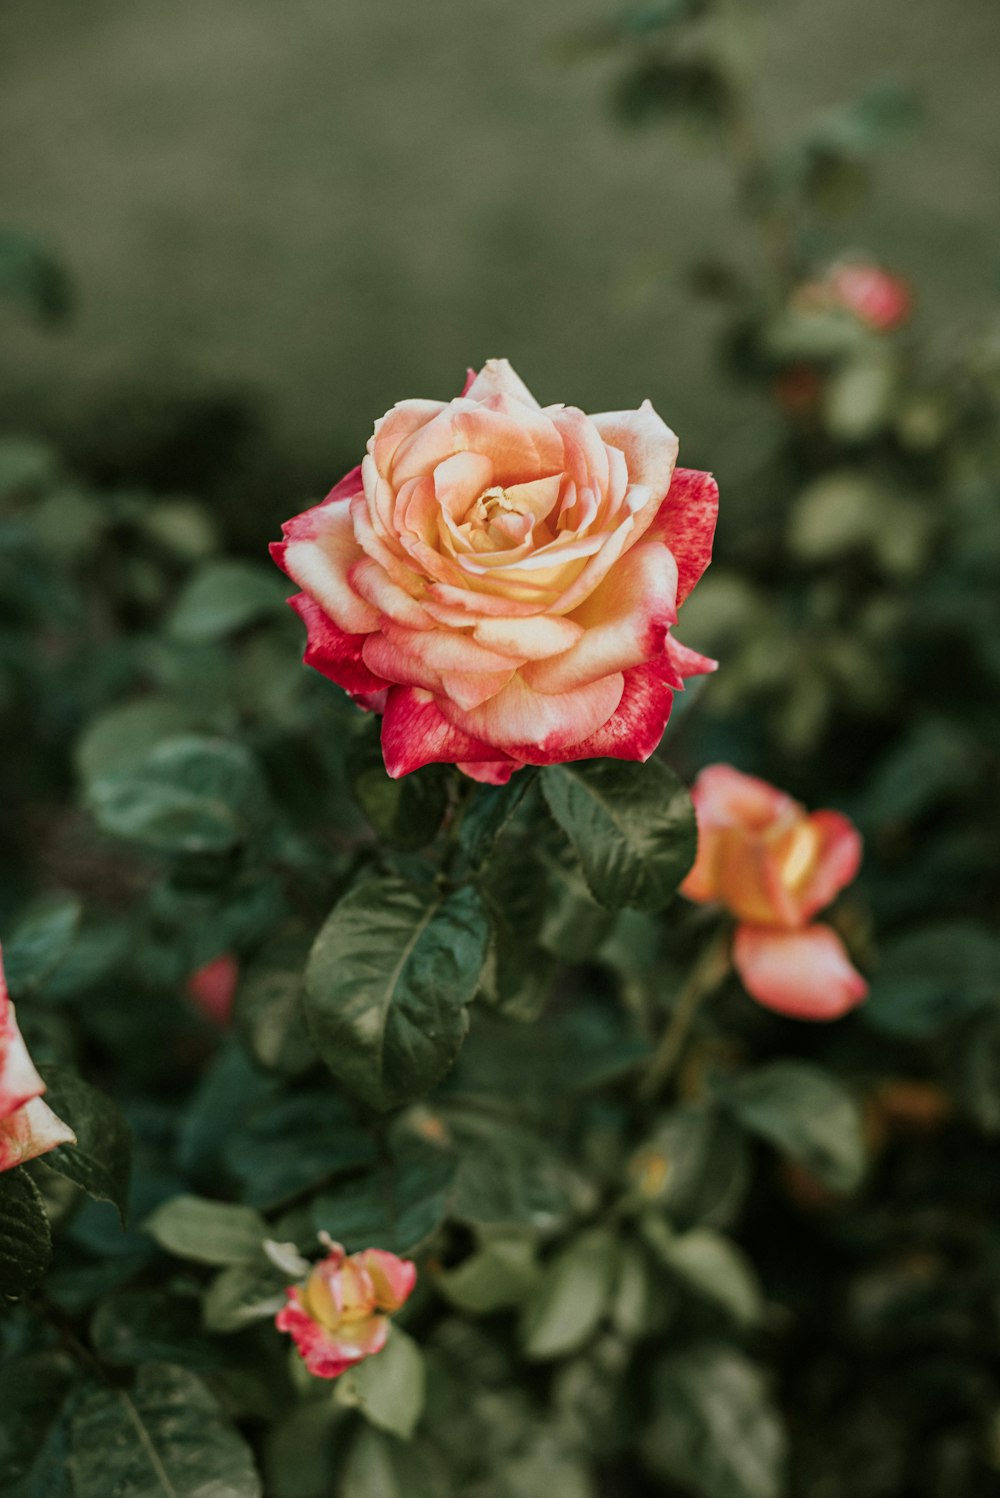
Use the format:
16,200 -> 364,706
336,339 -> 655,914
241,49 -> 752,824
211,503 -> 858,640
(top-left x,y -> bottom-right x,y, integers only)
521,541 -> 678,694
273,490 -> 379,636
795,811 -> 864,923
457,759 -> 522,784
647,467 -> 719,605
591,400 -> 679,538
381,687 -> 508,777
288,593 -> 388,698
275,1291 -> 388,1379
463,358 -> 541,408
564,653 -> 681,763
0,980 -> 46,1119
732,922 -> 868,1020
358,1250 -> 417,1313
441,669 -> 624,759
0,1094 -> 76,1172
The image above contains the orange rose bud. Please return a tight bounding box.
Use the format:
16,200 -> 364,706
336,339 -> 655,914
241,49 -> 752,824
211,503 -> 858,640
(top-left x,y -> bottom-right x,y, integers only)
682,765 -> 866,1021
275,1240 -> 417,1379
0,945 -> 75,1172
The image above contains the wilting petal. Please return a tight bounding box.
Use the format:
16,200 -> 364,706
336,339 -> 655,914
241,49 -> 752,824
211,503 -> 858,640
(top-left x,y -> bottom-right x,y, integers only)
0,1094 -> 76,1172
381,687 -> 507,777
647,467 -> 719,605
732,922 -> 868,1020
288,594 -> 388,698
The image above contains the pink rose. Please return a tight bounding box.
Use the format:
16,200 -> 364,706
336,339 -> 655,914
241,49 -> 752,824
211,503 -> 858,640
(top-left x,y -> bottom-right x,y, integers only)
271,360 -> 717,783
186,953 -> 239,1028
797,260 -> 912,333
681,765 -> 867,1020
275,1240 -> 417,1379
0,945 -> 75,1172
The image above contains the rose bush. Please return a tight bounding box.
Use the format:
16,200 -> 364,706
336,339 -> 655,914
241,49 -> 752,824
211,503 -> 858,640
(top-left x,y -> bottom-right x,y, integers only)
0,946 -> 75,1171
276,1239 -> 417,1379
681,765 -> 867,1019
272,359 -> 718,782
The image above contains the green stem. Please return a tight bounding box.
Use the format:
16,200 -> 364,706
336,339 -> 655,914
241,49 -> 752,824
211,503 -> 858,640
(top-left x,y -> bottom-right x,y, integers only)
640,928 -> 731,1103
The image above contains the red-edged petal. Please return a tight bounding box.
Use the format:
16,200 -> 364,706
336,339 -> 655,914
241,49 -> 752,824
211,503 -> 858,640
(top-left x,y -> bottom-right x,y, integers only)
289,593 -> 389,699
457,759 -> 522,784
796,811 -> 864,923
560,653 -> 681,763
732,922 -> 868,1021
442,671 -> 624,759
0,980 -> 46,1119
647,468 -> 719,605
271,477 -> 378,636
0,1095 -> 76,1172
275,1292 -> 388,1379
381,687 -> 508,778
357,1250 -> 417,1313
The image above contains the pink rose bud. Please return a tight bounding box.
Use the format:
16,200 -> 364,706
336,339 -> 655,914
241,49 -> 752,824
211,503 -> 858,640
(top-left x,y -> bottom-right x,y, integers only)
826,262 -> 912,332
681,765 -> 867,1021
0,945 -> 76,1172
275,1240 -> 417,1379
271,359 -> 718,782
186,954 -> 239,1028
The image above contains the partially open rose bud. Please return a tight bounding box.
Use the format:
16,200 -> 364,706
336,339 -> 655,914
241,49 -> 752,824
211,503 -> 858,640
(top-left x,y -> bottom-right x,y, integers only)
275,1240 -> 416,1378
681,765 -> 866,1020
0,945 -> 75,1172
272,359 -> 717,783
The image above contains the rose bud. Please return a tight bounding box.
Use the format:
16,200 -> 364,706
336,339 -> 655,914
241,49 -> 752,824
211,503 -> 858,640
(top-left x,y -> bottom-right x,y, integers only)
0,945 -> 75,1172
272,359 -> 718,783
796,260 -> 912,333
681,765 -> 866,1020
275,1240 -> 416,1379
186,953 -> 239,1028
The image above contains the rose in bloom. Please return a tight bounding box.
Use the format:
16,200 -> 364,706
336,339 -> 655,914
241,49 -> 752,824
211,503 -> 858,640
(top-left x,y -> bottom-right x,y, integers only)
0,945 -> 75,1172
275,1240 -> 416,1378
271,359 -> 718,783
186,953 -> 239,1028
681,765 -> 867,1020
797,260 -> 912,333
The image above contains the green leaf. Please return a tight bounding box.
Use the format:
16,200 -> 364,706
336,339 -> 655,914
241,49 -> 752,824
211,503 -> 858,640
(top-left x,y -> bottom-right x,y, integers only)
0,230 -> 73,322
726,1061 -> 866,1193
434,1228 -> 539,1313
0,1167 -> 52,1299
341,1426 -> 442,1498
347,725 -> 449,851
2,897 -> 81,998
143,1195 -> 267,1266
635,1104 -> 751,1229
864,923 -> 1000,1038
87,735 -> 270,855
540,759 -> 696,912
336,1326 -> 426,1439
75,698 -> 197,784
37,1066 -> 132,1224
0,1351 -> 76,1496
312,1140 -> 455,1256
641,1219 -> 763,1326
305,877 -> 491,1111
643,1344 -> 787,1498
447,1113 -> 585,1233
168,560 -> 286,642
70,1362 -> 262,1498
90,1291 -> 228,1372
202,1260 -> 288,1333
458,773 -> 536,867
233,929 -> 317,1075
224,1091 -> 376,1210
520,1227 -> 617,1361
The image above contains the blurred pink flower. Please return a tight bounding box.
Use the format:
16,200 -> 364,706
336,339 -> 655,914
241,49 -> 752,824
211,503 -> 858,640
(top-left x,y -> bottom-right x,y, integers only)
0,945 -> 75,1172
798,259 -> 912,332
272,359 -> 718,783
681,765 -> 867,1020
186,953 -> 239,1028
276,1240 -> 417,1379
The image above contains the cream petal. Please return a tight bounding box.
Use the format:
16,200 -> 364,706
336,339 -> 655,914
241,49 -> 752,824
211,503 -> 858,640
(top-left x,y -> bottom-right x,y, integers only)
463,358 -> 541,408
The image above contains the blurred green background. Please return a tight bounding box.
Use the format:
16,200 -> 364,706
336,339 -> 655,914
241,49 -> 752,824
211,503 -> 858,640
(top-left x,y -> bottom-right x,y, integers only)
1,0 -> 998,487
